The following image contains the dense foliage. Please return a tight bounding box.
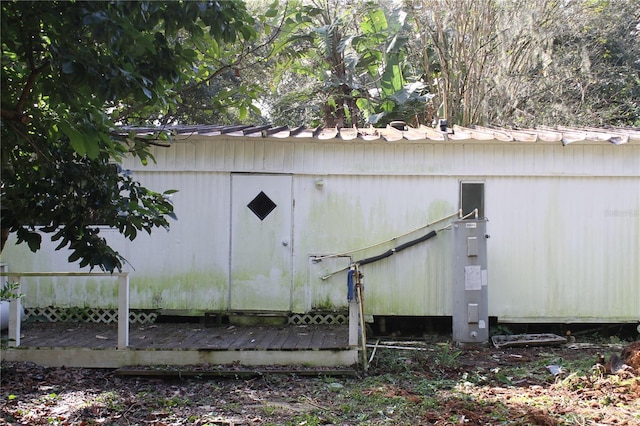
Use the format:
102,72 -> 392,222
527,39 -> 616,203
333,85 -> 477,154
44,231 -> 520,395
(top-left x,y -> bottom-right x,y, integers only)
262,0 -> 640,128
0,1 -> 255,271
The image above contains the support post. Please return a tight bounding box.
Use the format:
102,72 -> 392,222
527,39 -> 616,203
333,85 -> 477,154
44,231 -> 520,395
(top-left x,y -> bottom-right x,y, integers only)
348,298 -> 359,347
8,274 -> 21,347
117,273 -> 129,350
356,276 -> 368,370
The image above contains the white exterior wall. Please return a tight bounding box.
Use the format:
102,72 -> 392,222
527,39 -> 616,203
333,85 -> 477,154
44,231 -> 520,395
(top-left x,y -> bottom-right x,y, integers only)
2,137 -> 638,322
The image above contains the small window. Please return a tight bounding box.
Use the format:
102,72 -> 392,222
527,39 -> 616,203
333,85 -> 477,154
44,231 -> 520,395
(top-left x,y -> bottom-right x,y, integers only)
460,182 -> 484,219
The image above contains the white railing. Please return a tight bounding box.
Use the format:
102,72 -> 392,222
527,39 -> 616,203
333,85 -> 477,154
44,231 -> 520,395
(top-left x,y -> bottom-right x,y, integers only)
0,272 -> 130,350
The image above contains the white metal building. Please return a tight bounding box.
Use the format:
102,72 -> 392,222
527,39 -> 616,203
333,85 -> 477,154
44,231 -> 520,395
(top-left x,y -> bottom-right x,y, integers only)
2,124 -> 639,324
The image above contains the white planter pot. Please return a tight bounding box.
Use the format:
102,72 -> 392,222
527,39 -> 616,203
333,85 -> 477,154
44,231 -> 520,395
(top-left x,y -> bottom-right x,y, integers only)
0,300 -> 9,330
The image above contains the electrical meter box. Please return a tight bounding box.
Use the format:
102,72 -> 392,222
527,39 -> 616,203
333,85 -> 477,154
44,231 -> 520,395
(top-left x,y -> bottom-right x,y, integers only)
452,219 -> 488,345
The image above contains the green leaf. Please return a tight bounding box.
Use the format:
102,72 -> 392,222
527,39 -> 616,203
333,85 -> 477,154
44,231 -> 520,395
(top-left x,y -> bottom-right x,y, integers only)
81,128 -> 101,159
265,0 -> 279,17
24,231 -> 42,252
100,255 -> 118,273
238,104 -> 248,120
239,25 -> 257,41
381,99 -> 395,112
356,97 -> 372,112
360,9 -> 387,34
68,249 -> 81,263
59,122 -> 87,156
142,86 -> 153,99
381,57 -> 404,96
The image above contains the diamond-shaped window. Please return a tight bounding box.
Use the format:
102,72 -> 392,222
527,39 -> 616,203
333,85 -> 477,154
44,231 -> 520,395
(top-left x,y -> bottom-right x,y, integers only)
247,191 -> 277,221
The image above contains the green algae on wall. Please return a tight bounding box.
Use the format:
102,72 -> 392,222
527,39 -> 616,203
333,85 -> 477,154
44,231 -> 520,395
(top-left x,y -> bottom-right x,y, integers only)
130,270 -> 229,310
299,174 -> 457,315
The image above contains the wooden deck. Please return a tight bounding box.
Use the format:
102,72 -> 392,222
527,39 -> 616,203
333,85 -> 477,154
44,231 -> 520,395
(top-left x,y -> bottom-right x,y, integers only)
1,322 -> 359,368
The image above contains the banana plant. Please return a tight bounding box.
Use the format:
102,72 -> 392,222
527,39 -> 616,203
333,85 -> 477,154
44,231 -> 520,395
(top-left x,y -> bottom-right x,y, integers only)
269,0 -> 432,127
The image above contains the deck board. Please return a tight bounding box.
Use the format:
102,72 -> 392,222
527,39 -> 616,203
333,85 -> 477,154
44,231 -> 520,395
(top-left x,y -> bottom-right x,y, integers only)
259,328 -> 292,350
281,328 -> 305,349
250,328 -> 281,350
227,329 -> 259,350
2,322 -> 358,368
11,322 -> 350,351
294,328 -> 315,349
179,328 -> 212,348
320,328 -> 342,349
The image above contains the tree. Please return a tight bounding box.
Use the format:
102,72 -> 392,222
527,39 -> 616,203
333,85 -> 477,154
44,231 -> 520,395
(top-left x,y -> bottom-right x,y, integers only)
266,0 -> 430,127
494,0 -> 640,126
144,0 -> 289,126
406,0 -> 640,127
353,1 -> 434,126
271,0 -> 365,127
406,0 -> 499,127
1,0 -> 256,271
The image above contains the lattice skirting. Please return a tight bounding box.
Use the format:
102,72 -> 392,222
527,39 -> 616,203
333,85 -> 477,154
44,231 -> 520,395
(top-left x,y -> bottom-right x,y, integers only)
22,307 -> 347,326
288,311 -> 348,326
24,307 -> 158,325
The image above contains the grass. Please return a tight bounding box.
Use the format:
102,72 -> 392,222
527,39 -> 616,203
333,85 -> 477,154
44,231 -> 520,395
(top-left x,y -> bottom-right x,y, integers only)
327,338 -> 637,424
433,342 -> 462,367
94,390 -> 123,411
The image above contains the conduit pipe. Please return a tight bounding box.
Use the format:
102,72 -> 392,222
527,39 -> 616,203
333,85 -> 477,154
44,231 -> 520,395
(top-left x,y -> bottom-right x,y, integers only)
356,230 -> 437,266
322,227 -> 442,280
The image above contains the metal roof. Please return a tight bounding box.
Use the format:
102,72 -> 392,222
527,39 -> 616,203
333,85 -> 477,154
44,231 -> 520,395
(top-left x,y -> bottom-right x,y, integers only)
118,123 -> 640,145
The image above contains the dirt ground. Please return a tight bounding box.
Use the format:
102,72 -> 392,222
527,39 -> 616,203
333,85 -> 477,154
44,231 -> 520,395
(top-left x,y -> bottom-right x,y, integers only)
1,338 -> 639,425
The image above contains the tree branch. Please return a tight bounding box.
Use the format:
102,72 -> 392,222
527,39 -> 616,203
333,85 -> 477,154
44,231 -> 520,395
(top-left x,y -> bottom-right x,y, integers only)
2,60 -> 50,125
179,4 -> 290,95
16,60 -> 50,115
1,109 -> 30,124
4,119 -> 51,163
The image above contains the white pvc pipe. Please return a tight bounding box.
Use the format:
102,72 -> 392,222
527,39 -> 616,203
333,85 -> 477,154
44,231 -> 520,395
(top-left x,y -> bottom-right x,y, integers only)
314,209 -> 462,262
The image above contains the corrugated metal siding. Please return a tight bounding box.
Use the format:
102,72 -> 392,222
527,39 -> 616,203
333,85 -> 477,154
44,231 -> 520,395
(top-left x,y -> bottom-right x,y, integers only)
5,134 -> 639,322
129,138 -> 640,321
3,172 -> 234,312
125,138 -> 639,177
119,171 -> 232,311
488,176 -> 639,322
293,174 -> 457,315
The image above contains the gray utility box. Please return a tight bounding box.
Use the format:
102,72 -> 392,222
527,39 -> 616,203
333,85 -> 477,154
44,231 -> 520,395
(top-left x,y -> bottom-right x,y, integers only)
452,219 -> 488,345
